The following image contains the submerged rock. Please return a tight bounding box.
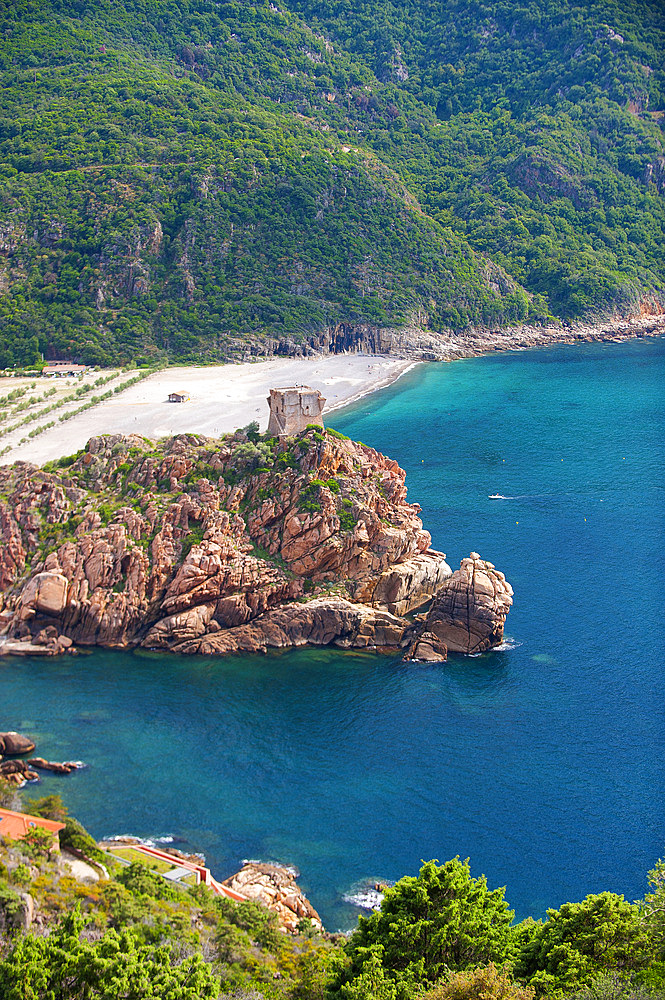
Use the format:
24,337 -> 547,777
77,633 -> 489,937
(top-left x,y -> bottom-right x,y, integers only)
423,552 -> 513,654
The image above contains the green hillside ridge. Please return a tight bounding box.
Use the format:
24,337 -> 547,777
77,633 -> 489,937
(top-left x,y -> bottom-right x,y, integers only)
1,788 -> 665,998
0,0 -> 663,367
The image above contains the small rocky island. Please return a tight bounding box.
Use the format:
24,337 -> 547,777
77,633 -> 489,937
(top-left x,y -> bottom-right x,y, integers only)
0,392 -> 512,660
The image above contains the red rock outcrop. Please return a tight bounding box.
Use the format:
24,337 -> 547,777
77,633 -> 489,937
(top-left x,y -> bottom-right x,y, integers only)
0,431 -> 511,658
402,630 -> 448,663
0,732 -> 36,755
27,758 -> 77,774
423,552 -> 514,654
222,863 -> 323,934
0,760 -> 40,785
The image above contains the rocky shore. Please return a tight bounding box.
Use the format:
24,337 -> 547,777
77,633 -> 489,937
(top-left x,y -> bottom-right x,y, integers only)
0,427 -> 511,659
306,309 -> 665,362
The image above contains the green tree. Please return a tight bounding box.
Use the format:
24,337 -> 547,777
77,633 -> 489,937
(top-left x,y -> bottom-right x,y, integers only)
0,907 -> 220,1000
642,858 -> 665,958
20,826 -> 56,861
339,858 -> 516,997
25,794 -> 68,823
0,778 -> 21,812
567,972 -> 665,1000
516,893 -> 651,996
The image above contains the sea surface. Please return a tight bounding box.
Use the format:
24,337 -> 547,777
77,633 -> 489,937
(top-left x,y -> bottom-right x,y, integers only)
2,337 -> 664,930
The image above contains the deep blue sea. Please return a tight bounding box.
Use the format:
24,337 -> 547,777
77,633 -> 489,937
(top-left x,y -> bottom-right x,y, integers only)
2,338 -> 664,930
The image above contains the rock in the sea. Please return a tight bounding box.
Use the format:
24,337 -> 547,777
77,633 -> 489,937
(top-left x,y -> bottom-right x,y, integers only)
222,863 -> 323,934
0,759 -> 40,784
0,732 -> 36,755
423,552 -> 513,654
402,630 -> 448,662
27,758 -> 77,774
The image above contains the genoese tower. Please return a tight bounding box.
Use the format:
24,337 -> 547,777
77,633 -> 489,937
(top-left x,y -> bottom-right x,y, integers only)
267,386 -> 326,438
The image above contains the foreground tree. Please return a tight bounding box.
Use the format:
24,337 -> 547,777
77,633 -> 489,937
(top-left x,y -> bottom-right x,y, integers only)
515,893 -> 651,996
642,858 -> 665,959
338,858 -> 516,998
0,908 -> 220,1000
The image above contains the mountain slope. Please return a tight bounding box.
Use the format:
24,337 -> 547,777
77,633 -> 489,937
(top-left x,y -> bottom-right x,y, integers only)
292,0 -> 665,315
0,0 -> 663,366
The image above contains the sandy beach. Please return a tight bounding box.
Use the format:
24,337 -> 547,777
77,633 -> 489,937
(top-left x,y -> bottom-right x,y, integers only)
2,310 -> 663,468
1,355 -> 416,466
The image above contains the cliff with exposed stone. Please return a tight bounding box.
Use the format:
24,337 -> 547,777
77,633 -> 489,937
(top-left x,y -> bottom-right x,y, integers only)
0,428 -> 510,659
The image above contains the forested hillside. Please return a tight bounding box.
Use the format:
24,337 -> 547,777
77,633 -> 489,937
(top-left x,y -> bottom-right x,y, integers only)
0,0 -> 663,366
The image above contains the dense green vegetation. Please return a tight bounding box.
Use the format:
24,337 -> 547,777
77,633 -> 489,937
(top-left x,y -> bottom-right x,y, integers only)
0,0 -> 662,367
2,788 -> 665,999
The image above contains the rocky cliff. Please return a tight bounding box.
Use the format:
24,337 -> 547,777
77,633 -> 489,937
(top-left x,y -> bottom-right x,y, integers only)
0,428 -> 510,658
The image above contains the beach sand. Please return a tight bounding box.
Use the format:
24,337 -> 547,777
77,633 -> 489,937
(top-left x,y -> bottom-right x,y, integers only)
3,355 -> 416,466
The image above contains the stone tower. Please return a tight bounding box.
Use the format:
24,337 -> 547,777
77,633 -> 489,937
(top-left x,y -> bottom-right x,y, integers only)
267,386 -> 326,438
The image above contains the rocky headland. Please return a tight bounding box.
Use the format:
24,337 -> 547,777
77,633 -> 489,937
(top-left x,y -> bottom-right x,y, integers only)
0,427 -> 511,659
222,863 -> 323,934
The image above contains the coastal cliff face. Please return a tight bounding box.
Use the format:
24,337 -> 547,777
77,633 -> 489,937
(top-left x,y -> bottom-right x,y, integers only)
0,428 -> 472,656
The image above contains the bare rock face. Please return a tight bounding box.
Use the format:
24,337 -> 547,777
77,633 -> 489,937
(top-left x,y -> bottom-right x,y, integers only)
27,758 -> 77,774
222,863 -> 323,934
16,892 -> 35,931
0,759 -> 40,784
0,731 -> 36,755
162,598 -> 408,655
20,572 -> 69,617
402,631 -> 448,663
424,552 -> 513,654
0,501 -> 25,592
0,432 -> 509,659
361,551 -> 451,615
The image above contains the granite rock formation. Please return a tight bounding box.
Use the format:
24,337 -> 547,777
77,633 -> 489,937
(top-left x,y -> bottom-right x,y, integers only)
222,863 -> 323,934
0,429 -> 453,654
0,760 -> 40,785
0,732 -> 36,755
0,430 -> 512,658
402,630 -> 448,663
27,758 -> 79,775
422,553 -> 514,654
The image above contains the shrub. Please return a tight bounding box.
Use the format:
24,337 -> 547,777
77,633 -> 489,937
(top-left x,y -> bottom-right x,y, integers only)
424,964 -> 534,1000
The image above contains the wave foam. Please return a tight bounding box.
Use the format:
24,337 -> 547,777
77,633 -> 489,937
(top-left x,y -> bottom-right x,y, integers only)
342,888 -> 384,910
342,878 -> 394,910
493,636 -> 521,651
242,858 -> 300,877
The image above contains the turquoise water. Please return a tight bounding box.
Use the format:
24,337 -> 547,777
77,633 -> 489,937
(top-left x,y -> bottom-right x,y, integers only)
1,337 -> 664,930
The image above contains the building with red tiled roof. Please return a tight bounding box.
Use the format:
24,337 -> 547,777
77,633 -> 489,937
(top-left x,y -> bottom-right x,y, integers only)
0,808 -> 65,850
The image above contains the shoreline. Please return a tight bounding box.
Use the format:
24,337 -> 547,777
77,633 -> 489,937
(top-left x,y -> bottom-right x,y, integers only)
389,311 -> 665,362
0,355 -> 415,467
1,314 -> 662,467
325,360 -> 421,413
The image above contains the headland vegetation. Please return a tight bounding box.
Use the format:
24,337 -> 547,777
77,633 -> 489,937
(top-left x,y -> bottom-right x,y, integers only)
0,422 -> 512,661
